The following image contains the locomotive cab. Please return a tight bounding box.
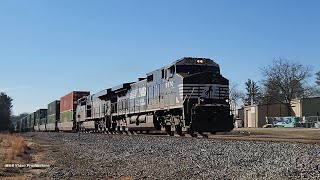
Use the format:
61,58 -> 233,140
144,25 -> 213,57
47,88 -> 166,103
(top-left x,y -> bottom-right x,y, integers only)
175,58 -> 220,75
174,57 -> 234,133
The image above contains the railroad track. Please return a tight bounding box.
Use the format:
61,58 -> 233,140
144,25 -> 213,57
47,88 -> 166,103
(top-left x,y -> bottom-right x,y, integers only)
206,134 -> 320,144
69,130 -> 320,144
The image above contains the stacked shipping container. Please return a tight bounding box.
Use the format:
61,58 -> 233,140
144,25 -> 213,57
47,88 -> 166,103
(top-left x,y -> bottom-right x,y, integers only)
21,116 -> 27,132
35,109 -> 47,131
17,91 -> 90,132
31,112 -> 35,131
59,91 -> 90,131
47,100 -> 60,131
16,119 -> 21,132
28,114 -> 32,131
26,114 -> 31,131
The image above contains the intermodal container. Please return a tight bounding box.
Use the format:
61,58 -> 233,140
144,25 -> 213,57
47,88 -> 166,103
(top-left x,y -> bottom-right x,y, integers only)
16,120 -> 21,132
22,117 -> 27,132
60,110 -> 74,122
47,100 -> 60,123
26,115 -> 31,129
28,114 -> 32,128
35,109 -> 47,125
40,117 -> 47,125
60,91 -> 90,122
30,112 -> 35,127
60,91 -> 90,113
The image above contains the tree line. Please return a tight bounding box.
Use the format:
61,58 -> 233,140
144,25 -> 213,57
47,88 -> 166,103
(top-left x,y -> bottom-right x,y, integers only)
230,57 -> 320,116
0,92 -> 30,132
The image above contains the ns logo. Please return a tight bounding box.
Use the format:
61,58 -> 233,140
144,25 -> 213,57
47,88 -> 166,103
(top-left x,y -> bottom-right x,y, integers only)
205,86 -> 213,98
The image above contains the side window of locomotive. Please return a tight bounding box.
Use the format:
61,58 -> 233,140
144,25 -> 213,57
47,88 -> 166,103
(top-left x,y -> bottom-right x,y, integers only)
176,65 -> 216,74
161,69 -> 167,79
176,65 -> 193,74
147,74 -> 153,82
213,67 -> 220,74
168,65 -> 175,78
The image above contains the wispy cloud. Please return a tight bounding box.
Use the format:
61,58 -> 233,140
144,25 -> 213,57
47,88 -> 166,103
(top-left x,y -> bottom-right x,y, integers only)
0,86 -> 31,92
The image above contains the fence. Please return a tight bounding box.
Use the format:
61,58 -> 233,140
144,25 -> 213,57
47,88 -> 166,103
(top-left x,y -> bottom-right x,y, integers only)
266,116 -> 320,128
297,116 -> 320,128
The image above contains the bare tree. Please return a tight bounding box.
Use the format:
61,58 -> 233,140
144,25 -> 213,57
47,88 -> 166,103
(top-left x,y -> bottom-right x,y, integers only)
261,58 -> 312,116
11,112 -> 29,125
316,71 -> 320,86
229,83 -> 244,115
302,85 -> 320,98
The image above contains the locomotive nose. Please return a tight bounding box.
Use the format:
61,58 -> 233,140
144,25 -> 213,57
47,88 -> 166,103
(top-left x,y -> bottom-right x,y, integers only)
191,105 -> 233,133
191,113 -> 217,133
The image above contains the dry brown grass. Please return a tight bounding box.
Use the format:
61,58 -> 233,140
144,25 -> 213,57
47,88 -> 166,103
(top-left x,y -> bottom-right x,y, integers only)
0,176 -> 26,180
0,134 -> 27,164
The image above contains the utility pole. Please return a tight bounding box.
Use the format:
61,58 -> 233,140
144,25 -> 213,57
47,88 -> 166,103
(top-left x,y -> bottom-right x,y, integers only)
250,83 -> 254,105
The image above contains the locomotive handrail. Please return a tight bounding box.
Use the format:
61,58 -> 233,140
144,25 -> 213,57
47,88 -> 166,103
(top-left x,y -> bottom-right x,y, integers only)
182,87 -> 195,104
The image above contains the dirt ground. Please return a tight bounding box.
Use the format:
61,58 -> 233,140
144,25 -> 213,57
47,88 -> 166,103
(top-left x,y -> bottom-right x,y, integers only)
0,134 -> 53,180
210,127 -> 320,143
232,127 -> 320,139
1,128 -> 319,179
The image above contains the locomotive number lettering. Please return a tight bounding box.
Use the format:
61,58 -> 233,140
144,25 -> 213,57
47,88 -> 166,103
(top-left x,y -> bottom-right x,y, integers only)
165,81 -> 174,88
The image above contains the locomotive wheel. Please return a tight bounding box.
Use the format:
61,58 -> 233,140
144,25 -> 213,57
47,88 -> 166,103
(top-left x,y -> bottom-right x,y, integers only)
175,125 -> 183,136
165,125 -> 174,136
188,128 -> 197,137
188,128 -> 194,135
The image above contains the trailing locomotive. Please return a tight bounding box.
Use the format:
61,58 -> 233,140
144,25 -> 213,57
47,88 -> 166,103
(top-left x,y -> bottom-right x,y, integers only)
18,57 -> 234,135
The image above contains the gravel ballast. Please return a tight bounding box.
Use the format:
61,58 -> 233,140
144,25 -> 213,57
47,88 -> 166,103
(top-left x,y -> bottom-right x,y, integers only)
23,132 -> 320,180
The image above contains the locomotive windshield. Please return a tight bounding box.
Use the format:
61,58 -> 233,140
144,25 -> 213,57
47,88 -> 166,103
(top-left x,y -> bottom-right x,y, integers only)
176,65 -> 220,75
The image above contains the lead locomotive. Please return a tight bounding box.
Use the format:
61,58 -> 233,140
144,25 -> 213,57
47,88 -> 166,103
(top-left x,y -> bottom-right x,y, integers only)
76,57 -> 234,135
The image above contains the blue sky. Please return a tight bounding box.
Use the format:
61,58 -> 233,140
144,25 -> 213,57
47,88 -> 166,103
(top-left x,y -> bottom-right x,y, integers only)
0,0 -> 319,115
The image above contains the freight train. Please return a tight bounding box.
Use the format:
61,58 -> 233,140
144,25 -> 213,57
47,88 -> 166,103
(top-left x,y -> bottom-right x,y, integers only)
16,57 -> 234,135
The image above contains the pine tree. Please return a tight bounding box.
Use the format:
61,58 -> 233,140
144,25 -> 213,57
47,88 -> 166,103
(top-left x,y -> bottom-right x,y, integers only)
0,92 -> 13,131
244,79 -> 261,105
